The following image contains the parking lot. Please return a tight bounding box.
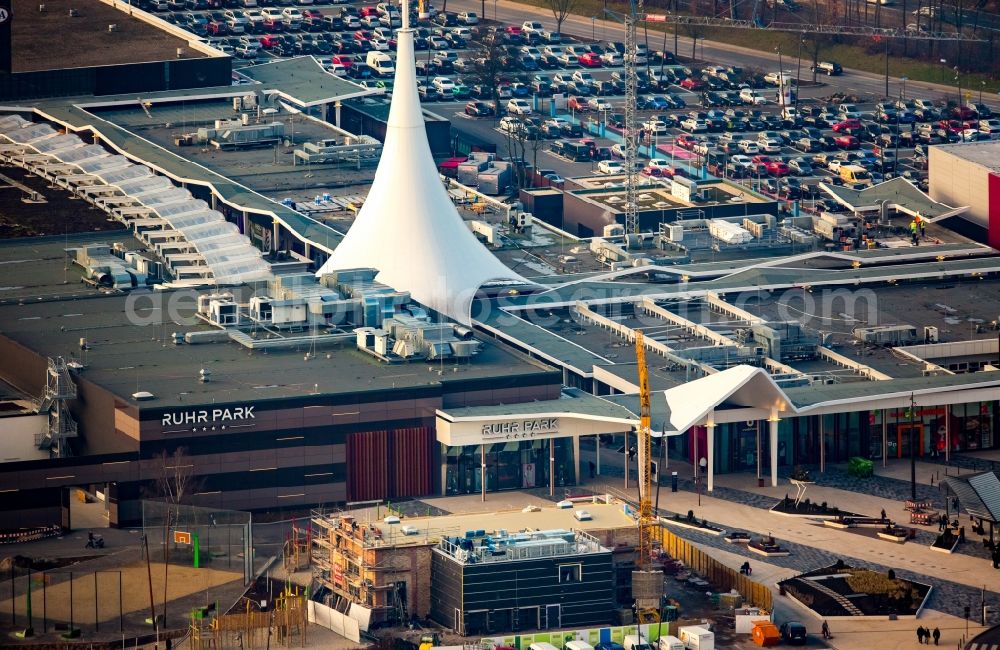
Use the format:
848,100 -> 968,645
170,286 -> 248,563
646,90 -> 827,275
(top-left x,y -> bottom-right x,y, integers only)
138,0 -> 1000,209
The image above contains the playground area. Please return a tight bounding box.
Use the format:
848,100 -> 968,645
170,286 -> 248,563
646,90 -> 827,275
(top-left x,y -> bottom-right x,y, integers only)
0,561 -> 244,628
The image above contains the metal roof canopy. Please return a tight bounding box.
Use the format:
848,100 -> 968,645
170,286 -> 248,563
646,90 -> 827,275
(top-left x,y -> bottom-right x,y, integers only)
940,471 -> 1000,523
234,56 -> 382,108
819,177 -> 968,221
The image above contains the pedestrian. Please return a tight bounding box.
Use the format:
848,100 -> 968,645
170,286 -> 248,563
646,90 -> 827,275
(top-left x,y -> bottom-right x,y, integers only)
821,620 -> 831,639
910,219 -> 919,245
932,627 -> 940,645
588,460 -> 596,479
919,218 -> 926,238
881,508 -> 887,521
917,626 -> 925,644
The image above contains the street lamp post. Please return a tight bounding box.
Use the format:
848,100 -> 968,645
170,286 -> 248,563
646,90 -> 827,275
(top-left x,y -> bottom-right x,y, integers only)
794,35 -> 804,114
980,80 -> 986,105
591,16 -> 596,41
955,66 -> 962,109
775,46 -> 785,111
900,75 -> 908,100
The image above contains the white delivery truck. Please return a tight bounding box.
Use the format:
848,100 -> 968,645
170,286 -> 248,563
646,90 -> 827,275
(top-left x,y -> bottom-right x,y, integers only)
623,635 -> 653,650
657,636 -> 684,650
529,643 -> 560,650
677,626 -> 714,650
565,642 -> 594,650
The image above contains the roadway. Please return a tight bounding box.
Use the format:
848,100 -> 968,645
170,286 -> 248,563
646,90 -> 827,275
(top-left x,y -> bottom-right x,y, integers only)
443,0 -> 999,107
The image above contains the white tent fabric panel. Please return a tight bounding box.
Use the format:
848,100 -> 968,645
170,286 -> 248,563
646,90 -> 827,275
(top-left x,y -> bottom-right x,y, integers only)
56,145 -> 109,164
160,210 -> 221,229
116,176 -> 172,195
178,221 -> 241,241
4,124 -> 56,143
155,200 -> 210,218
137,188 -> 190,206
78,156 -> 131,175
0,115 -> 30,133
33,135 -> 84,154
314,17 -> 526,324
99,166 -> 152,185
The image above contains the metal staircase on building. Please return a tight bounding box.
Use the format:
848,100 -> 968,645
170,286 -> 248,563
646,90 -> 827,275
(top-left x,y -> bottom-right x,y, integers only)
35,356 -> 79,458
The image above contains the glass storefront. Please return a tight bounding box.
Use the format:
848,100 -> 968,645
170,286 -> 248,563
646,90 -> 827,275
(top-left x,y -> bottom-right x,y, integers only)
444,438 -> 575,495
869,401 -> 995,458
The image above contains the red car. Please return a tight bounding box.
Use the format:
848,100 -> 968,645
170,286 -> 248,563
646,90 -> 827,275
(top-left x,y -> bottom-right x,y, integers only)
359,5 -> 378,16
751,154 -> 771,166
259,34 -> 281,48
834,134 -> 859,149
504,25 -> 522,36
831,119 -> 861,133
676,134 -> 698,150
304,9 -> 323,19
353,29 -> 372,42
951,105 -> 977,120
679,77 -> 704,90
330,54 -> 353,68
766,160 -> 790,176
206,20 -> 228,35
938,119 -> 973,133
568,96 -> 589,111
578,53 -> 602,68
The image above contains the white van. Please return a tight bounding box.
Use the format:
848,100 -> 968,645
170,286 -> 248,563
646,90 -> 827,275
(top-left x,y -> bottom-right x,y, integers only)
657,637 -> 684,650
529,643 -> 560,650
677,626 -> 714,650
623,635 -> 653,650
366,51 -> 395,76
565,642 -> 594,650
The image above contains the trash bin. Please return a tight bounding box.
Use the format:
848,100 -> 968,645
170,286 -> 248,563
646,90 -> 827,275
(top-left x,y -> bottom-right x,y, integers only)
671,472 -> 678,492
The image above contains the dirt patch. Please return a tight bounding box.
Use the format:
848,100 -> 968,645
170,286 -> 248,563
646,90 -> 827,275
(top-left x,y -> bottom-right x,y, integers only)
0,166 -> 122,239
0,561 -> 243,624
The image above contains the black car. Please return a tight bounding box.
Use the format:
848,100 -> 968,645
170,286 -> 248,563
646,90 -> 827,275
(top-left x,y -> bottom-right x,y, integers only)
779,621 -> 808,645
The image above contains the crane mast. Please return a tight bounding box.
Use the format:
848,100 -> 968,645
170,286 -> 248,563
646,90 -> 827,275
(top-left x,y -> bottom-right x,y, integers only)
623,0 -> 642,237
631,330 -> 663,622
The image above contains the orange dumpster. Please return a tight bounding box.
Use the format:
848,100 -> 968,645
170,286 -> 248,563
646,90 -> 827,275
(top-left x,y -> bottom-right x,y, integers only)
751,620 -> 781,647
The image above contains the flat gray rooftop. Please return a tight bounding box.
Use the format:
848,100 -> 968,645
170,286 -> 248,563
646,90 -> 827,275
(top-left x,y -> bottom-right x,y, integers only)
934,140 -> 1000,173
0,290 -> 556,408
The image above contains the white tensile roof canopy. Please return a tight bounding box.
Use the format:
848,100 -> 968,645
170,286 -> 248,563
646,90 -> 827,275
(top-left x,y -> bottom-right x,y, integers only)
315,1 -> 527,324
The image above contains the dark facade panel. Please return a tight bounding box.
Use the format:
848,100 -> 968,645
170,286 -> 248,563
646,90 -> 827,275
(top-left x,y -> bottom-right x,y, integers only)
0,57 -> 231,102
430,550 -> 614,634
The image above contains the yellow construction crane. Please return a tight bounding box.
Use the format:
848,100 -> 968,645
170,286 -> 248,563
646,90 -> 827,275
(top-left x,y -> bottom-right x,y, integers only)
632,330 -> 662,623
635,329 -> 653,567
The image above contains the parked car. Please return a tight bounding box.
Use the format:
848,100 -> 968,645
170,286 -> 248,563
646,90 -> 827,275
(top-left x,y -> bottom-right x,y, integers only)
779,622 -> 808,645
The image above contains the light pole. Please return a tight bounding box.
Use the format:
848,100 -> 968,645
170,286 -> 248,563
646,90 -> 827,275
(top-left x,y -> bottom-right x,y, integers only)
794,35 -> 804,114
591,16 -> 596,41
900,75 -> 908,100
954,66 -> 962,109
980,80 -> 986,105
775,46 -> 785,111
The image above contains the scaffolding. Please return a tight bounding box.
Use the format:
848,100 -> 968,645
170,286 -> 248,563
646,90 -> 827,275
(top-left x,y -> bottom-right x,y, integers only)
283,523 -> 312,573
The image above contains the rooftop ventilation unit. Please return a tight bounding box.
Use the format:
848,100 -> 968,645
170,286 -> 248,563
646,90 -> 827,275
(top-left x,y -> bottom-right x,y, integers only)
853,325 -> 918,346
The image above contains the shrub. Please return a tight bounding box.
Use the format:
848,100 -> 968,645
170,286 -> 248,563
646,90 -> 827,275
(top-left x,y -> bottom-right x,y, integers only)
887,569 -> 896,580
803,498 -> 811,509
687,509 -> 695,522
820,501 -> 828,512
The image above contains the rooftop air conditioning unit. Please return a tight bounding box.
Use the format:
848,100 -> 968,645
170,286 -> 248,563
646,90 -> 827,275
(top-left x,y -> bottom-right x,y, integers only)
108,23 -> 117,32
924,326 -> 939,343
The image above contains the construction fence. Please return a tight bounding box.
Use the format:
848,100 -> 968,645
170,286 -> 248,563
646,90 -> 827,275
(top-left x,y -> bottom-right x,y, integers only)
659,527 -> 773,612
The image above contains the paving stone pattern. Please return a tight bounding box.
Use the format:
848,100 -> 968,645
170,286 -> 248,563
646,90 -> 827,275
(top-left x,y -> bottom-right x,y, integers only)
665,523 -> 996,619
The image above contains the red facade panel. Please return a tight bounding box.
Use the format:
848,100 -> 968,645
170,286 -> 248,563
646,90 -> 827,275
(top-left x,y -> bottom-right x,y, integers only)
390,427 -> 433,497
988,173 -> 1000,249
346,430 -> 388,501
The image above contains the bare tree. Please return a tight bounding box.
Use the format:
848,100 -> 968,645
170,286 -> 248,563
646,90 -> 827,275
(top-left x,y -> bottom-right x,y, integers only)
468,30 -> 509,123
152,447 -> 200,505
502,115 -> 530,189
547,0 -> 579,36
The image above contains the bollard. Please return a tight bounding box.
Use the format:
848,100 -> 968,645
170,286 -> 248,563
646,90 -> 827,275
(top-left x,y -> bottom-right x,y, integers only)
671,472 -> 678,493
